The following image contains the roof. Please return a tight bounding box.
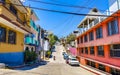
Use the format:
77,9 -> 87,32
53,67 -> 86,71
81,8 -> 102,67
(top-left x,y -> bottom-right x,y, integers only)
77,8 -> 102,28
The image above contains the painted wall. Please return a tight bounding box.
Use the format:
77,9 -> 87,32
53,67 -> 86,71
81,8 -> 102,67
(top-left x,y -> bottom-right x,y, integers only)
77,12 -> 120,68
0,26 -> 24,52
0,24 -> 24,65
0,52 -> 24,66
69,47 -> 77,56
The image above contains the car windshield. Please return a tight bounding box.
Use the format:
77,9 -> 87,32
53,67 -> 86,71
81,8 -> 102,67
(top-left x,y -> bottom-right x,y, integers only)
71,58 -> 77,61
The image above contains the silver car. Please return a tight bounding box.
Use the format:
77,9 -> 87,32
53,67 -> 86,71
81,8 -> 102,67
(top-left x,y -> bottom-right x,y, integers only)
68,57 -> 79,66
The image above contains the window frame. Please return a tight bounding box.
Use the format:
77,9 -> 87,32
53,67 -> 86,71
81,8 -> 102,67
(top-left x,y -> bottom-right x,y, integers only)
81,48 -> 84,54
0,26 -> 6,43
80,37 -> 83,43
110,44 -> 120,57
98,64 -> 105,71
85,47 -> 88,54
8,30 -> 16,44
84,34 -> 88,42
96,26 -> 103,39
89,31 -> 94,41
90,46 -> 95,55
111,68 -> 120,75
97,46 -> 104,56
107,19 -> 119,36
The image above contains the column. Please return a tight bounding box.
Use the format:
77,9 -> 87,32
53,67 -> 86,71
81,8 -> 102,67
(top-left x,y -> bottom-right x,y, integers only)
94,46 -> 97,57
105,66 -> 110,73
104,45 -> 110,59
95,63 -> 99,69
87,19 -> 90,29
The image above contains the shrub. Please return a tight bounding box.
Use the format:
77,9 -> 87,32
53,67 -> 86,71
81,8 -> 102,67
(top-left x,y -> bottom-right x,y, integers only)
24,50 -> 37,63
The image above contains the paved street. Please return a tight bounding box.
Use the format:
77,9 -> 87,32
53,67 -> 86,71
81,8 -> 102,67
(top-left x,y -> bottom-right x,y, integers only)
0,45 -> 96,75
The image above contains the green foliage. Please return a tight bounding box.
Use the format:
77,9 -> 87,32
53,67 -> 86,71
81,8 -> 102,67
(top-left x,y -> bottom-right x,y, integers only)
66,34 -> 76,44
48,34 -> 59,47
24,50 -> 37,63
45,50 -> 52,58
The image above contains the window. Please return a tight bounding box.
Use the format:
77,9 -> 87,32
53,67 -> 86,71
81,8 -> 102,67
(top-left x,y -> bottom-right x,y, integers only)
81,48 -> 84,54
0,27 -> 6,42
96,26 -> 103,39
107,19 -> 118,36
90,47 -> 94,55
0,0 -> 5,3
86,60 -> 90,65
86,60 -> 95,68
98,64 -> 105,71
10,5 -> 17,15
91,61 -> 95,68
110,44 -> 120,57
85,47 -> 88,54
77,38 -> 79,44
84,34 -> 88,42
89,31 -> 94,41
80,37 -> 83,43
8,30 -> 16,44
111,68 -> 120,75
97,46 -> 104,56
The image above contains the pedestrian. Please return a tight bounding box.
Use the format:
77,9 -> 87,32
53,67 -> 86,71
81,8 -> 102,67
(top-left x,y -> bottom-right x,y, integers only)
53,56 -> 56,60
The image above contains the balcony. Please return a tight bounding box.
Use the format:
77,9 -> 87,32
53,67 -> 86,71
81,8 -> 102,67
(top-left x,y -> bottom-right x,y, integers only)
0,3 -> 31,33
77,17 -> 106,36
30,20 -> 37,31
25,37 -> 32,44
36,41 -> 39,46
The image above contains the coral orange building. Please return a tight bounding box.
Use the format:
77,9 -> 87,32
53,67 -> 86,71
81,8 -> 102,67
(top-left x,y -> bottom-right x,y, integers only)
76,0 -> 120,75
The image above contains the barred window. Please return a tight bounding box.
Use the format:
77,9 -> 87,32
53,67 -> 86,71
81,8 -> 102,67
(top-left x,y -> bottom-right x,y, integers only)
97,46 -> 104,56
96,26 -> 103,39
90,47 -> 94,55
107,19 -> 118,36
0,27 -> 6,42
8,30 -> 16,44
89,31 -> 94,41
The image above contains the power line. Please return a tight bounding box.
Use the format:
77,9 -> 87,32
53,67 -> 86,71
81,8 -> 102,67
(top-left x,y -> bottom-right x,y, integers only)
28,0 -> 115,13
1,2 -> 119,17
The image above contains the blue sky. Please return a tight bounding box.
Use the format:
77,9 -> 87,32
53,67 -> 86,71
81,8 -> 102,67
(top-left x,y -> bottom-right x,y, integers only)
23,0 -> 109,38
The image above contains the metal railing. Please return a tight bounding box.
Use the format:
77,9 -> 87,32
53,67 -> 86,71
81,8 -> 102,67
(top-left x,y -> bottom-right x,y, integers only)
77,16 -> 107,37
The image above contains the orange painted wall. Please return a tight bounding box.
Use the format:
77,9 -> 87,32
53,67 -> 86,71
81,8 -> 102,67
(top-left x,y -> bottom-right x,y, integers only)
77,13 -> 120,68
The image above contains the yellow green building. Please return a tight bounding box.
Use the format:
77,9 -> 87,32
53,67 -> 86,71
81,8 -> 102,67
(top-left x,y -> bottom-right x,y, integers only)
0,0 -> 31,65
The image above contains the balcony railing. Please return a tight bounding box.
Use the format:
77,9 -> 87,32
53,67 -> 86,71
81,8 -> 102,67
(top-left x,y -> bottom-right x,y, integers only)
25,37 -> 32,44
25,36 -> 38,46
30,20 -> 37,31
77,16 -> 106,37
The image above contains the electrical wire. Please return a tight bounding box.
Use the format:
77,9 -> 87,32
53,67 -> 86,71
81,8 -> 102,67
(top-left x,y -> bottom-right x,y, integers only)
1,2 -> 118,17
28,0 -> 115,13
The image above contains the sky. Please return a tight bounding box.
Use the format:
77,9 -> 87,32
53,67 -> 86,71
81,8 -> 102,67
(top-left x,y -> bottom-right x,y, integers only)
22,0 -> 109,38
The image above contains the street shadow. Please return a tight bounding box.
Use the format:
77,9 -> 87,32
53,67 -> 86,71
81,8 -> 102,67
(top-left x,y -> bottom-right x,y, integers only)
12,60 -> 49,71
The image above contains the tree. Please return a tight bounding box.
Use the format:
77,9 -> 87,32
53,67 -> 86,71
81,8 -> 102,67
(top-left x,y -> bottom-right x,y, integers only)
48,34 -> 59,48
66,34 -> 76,44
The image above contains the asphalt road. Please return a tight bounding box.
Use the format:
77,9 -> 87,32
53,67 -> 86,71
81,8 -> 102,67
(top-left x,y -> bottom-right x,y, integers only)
0,45 -> 96,75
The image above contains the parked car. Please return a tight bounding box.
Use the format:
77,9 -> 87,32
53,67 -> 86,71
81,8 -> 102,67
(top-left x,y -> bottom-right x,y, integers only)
63,54 -> 68,59
62,52 -> 66,55
68,56 -> 79,66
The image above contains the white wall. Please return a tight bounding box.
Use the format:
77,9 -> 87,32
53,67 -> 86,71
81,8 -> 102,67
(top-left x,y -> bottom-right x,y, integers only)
109,0 -> 120,15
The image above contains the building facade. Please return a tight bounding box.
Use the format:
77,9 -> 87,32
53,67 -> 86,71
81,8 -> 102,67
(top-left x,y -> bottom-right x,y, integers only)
24,9 -> 39,52
0,0 -> 31,65
76,0 -> 120,75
